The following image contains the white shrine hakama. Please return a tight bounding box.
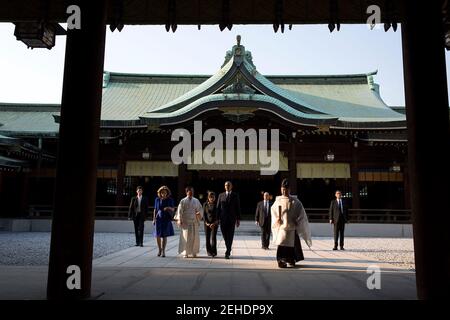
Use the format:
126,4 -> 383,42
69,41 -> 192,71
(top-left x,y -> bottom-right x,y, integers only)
271,195 -> 312,264
175,196 -> 203,256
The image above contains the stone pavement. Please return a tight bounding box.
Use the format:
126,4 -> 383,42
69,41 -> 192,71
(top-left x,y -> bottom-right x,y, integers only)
0,235 -> 417,300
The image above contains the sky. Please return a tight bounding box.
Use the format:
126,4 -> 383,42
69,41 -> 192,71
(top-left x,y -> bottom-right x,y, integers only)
1,23 -> 450,106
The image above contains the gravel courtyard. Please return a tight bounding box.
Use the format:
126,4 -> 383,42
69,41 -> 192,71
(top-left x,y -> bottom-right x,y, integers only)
0,232 -> 135,266
338,237 -> 415,270
0,232 -> 415,270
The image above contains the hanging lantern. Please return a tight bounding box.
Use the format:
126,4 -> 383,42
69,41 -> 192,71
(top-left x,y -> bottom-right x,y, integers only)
14,21 -> 65,49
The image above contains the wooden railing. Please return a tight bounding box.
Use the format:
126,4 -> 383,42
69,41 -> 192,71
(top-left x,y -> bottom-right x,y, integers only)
29,205 -> 134,219
28,205 -> 412,223
305,208 -> 412,223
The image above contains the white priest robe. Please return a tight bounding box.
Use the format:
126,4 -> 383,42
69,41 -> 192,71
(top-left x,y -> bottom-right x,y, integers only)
176,196 -> 203,255
271,195 -> 312,248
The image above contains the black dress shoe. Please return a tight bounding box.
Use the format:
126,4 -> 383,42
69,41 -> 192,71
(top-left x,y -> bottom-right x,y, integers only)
332,247 -> 338,250
135,244 -> 139,246
225,255 -> 230,259
340,247 -> 345,250
278,261 -> 287,268
140,244 -> 143,247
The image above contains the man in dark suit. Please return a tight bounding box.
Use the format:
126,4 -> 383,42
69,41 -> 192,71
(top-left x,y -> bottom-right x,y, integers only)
128,186 -> 149,247
217,181 -> 241,259
255,192 -> 272,249
329,190 -> 349,250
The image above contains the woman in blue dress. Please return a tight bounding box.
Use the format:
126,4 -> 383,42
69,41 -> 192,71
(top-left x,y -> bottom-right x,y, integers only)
153,186 -> 175,257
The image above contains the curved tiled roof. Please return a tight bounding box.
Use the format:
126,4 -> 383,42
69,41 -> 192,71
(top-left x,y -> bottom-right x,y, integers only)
141,93 -> 338,126
136,42 -> 405,129
1,40 -> 409,134
0,103 -> 59,136
101,78 -> 199,121
148,59 -> 236,114
281,85 -> 403,119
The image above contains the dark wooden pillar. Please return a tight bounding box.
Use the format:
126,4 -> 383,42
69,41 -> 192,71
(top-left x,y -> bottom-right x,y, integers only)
116,145 -> 126,207
401,1 -> 450,299
177,164 -> 187,201
0,171 -> 3,212
47,0 -> 107,299
288,138 -> 297,195
19,171 -> 30,216
350,170 -> 360,210
350,148 -> 360,221
403,161 -> 411,210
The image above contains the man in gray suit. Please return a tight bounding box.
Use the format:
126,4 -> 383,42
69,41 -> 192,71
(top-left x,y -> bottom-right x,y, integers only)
255,192 -> 272,249
329,190 -> 349,250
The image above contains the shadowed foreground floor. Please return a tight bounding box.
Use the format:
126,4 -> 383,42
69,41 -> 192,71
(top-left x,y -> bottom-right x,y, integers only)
0,236 -> 416,300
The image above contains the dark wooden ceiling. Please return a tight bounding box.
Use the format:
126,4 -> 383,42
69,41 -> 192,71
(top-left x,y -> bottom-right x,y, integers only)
1,0 -> 408,25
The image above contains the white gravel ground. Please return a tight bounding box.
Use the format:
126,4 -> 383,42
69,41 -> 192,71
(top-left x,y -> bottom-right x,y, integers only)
339,237 -> 415,271
0,232 -> 415,270
0,232 -> 135,266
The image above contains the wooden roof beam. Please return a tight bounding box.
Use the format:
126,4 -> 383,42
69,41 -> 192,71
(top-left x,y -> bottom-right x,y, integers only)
0,0 -> 408,25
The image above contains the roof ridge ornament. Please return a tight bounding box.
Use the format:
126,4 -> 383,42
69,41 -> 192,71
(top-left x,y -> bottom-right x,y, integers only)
102,72 -> 110,88
222,73 -> 256,95
221,35 -> 256,69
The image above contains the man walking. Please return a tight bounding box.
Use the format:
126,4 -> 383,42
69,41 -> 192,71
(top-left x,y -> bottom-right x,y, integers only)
217,181 -> 241,259
329,190 -> 349,250
128,186 -> 149,247
176,186 -> 203,258
255,192 -> 272,249
271,179 -> 312,268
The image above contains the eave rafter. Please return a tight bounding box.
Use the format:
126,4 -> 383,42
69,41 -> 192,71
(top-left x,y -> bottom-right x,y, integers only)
0,0 -> 408,25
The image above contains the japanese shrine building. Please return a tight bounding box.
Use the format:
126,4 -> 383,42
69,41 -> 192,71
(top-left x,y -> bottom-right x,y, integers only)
0,38 -> 410,218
